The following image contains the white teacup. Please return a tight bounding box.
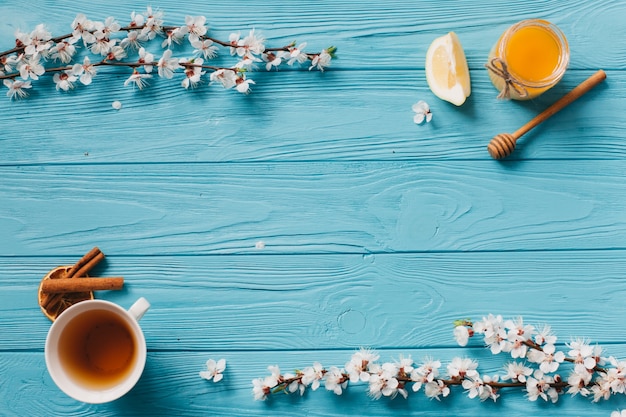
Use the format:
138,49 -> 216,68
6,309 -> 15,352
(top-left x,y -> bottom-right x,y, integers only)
45,297 -> 150,403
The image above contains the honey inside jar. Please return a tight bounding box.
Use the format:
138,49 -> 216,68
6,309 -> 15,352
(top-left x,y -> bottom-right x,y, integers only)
487,19 -> 569,100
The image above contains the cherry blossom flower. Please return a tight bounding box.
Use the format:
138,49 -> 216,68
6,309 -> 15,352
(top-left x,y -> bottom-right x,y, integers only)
447,357 -> 479,379
567,367 -> 592,396
191,38 -> 218,60
18,55 -> 45,80
199,358 -> 226,383
124,69 -> 151,89
611,411 -> 626,417
283,371 -> 306,395
301,362 -> 324,390
72,56 -> 97,85
345,348 -> 379,383
53,70 -> 78,91
157,49 -> 181,79
568,338 -> 597,370
210,68 -> 237,89
526,370 -> 559,403
141,6 -> 164,40
527,343 -> 565,373
412,100 -> 432,124
410,357 -> 441,392
180,58 -> 205,89
309,48 -> 333,71
235,75 -> 255,94
424,380 -> 450,400
252,375 -> 276,401
502,361 -> 533,383
120,30 -> 146,51
228,32 -> 241,55
185,15 -> 207,42
161,27 -> 187,48
3,79 -> 32,100
534,324 -> 557,346
262,51 -> 286,71
90,37 -> 116,55
324,366 -> 348,395
462,375 -> 499,401
454,325 -> 470,346
287,42 -> 308,66
368,362 -> 401,399
236,29 -> 265,57
129,10 -> 145,28
72,14 -> 96,46
138,47 -> 154,73
49,38 -> 78,63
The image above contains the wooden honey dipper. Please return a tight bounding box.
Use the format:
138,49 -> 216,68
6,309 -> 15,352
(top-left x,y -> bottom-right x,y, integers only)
487,70 -> 607,159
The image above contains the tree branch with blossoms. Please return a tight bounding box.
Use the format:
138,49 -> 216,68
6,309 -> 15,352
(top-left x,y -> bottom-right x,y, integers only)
0,6 -> 336,99
250,314 -> 626,412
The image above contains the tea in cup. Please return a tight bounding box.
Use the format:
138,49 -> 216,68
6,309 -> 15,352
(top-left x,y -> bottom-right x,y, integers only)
45,297 -> 150,403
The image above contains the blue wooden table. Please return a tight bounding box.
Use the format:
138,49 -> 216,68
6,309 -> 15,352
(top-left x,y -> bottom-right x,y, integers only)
1,0 -> 625,415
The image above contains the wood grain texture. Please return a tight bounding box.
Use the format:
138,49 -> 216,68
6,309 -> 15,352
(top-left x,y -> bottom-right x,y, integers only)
1,0 -> 625,416
2,252 -> 626,352
0,162 -> 625,255
0,69 -> 618,163
2,349 -> 626,416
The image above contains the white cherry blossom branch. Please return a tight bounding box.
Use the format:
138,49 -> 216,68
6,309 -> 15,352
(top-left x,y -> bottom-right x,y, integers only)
0,6 -> 337,99
250,315 -> 626,412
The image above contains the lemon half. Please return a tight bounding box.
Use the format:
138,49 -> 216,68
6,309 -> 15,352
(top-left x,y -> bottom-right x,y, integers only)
425,32 -> 471,106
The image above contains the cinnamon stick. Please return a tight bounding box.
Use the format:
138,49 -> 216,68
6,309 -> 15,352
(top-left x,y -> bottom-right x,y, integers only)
42,247 -> 105,310
41,277 -> 124,294
66,247 -> 103,278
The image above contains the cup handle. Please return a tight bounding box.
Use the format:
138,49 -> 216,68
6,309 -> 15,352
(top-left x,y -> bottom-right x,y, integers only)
128,297 -> 150,321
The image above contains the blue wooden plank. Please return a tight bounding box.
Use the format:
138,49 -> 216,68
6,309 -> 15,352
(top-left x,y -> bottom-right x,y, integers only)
3,252 -> 626,352
3,349 -> 626,416
1,1 -> 625,416
0,162 -> 624,255
0,69 -> 618,163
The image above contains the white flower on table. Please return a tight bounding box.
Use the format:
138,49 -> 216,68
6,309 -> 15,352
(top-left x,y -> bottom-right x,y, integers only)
180,58 -> 205,89
157,50 -> 181,79
210,69 -> 237,90
309,48 -> 332,71
345,347 -> 379,383
252,365 -> 280,400
124,69 -> 151,90
235,75 -> 255,94
454,325 -> 470,346
137,47 -> 154,73
191,38 -> 218,60
527,343 -> 565,373
424,379 -> 450,400
263,51 -> 286,71
18,55 -> 45,80
53,70 -> 78,91
412,100 -> 432,124
526,369 -> 558,403
72,56 -> 97,86
568,338 -> 597,370
411,357 -> 441,392
185,15 -> 208,42
50,37 -> 78,63
301,362 -> 324,390
502,361 -> 532,383
3,79 -> 32,100
287,42 -> 308,66
447,357 -> 479,379
324,366 -> 347,395
199,358 -> 226,383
